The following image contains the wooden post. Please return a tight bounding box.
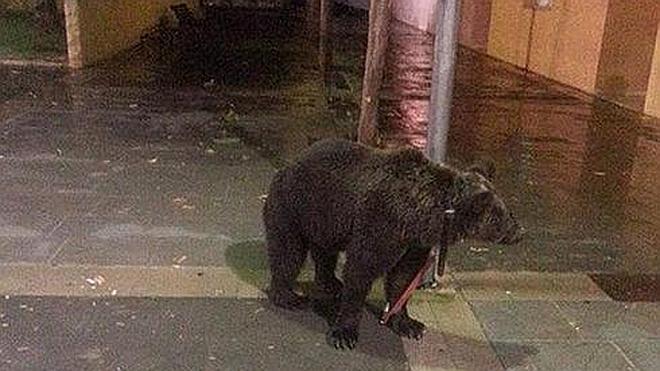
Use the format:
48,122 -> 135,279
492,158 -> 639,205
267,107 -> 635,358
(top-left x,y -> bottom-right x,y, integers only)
357,0 -> 392,145
63,0 -> 82,68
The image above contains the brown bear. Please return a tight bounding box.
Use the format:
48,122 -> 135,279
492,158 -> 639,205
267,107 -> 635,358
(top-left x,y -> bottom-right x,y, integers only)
263,139 -> 522,349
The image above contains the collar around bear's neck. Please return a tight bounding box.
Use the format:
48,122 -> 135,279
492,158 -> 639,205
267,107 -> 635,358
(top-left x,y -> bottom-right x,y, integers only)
444,174 -> 474,242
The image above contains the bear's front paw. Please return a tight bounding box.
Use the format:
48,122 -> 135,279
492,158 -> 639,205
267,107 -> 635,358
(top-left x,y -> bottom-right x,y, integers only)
326,324 -> 359,350
388,313 -> 426,340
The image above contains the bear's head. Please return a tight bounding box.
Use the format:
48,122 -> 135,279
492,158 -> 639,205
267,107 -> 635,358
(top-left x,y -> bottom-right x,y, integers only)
453,164 -> 523,245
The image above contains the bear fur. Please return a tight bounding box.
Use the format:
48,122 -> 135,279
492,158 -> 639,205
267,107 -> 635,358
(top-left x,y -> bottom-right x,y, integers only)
263,139 -> 522,349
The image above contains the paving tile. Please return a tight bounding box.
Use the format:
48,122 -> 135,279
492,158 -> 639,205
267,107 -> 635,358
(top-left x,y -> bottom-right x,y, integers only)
50,234 -> 231,267
557,301 -> 660,340
0,193 -> 81,229
0,238 -> 64,264
589,273 -> 660,302
407,297 -> 504,370
0,194 -> 74,264
492,341 -> 635,371
80,193 -> 266,240
0,296 -> 408,370
455,271 -> 610,302
0,264 -> 262,298
614,340 -> 660,371
0,156 -> 99,195
470,301 -> 578,341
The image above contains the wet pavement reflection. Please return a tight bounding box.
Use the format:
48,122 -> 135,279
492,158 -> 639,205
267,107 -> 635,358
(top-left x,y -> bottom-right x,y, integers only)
380,21 -> 660,275
1,2 -> 659,277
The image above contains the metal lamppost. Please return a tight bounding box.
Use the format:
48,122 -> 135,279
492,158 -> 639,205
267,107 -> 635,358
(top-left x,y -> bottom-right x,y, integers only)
421,0 -> 461,287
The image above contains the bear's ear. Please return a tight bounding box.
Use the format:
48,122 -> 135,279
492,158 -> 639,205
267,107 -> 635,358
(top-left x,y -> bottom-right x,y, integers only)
467,161 -> 496,180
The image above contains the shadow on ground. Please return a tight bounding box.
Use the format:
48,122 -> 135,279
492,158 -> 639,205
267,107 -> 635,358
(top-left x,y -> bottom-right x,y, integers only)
224,241 -> 536,368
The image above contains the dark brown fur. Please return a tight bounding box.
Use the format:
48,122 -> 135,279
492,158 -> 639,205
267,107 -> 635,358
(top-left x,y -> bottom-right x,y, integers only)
263,139 -> 521,349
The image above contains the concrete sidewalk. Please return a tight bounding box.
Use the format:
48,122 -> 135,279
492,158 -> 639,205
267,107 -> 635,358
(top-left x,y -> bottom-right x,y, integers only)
1,4 -> 659,371
0,69 -> 657,370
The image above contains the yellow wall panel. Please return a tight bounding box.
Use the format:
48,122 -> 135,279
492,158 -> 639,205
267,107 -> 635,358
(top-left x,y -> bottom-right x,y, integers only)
487,0 -> 533,68
65,0 -> 199,68
596,0 -> 660,110
530,0 -> 609,93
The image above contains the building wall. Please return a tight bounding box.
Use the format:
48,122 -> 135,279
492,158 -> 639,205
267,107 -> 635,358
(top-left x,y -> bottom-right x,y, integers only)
64,0 -> 199,68
596,0 -> 660,111
459,0 -> 659,118
457,0 -> 491,52
528,0 -> 608,93
486,0 -> 533,68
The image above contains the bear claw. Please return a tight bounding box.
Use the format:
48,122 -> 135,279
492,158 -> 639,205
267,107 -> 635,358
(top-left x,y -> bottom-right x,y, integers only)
388,313 -> 426,340
326,325 -> 359,350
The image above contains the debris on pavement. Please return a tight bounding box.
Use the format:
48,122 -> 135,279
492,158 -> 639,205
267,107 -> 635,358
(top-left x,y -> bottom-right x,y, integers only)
213,137 -> 241,145
85,275 -> 106,289
469,246 -> 489,253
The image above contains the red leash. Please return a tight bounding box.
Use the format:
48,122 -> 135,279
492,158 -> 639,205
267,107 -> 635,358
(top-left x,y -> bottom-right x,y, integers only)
379,248 -> 438,325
